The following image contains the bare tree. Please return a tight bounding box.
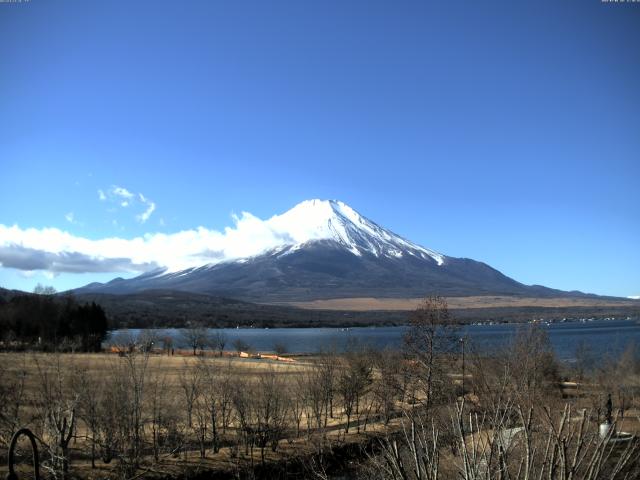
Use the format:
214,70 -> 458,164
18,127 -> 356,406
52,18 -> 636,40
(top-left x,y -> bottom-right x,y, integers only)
230,375 -> 256,460
94,371 -> 120,465
161,334 -> 174,356
337,348 -> 373,433
34,355 -> 77,480
181,324 -> 208,356
147,368 -> 169,462
209,331 -> 227,356
254,368 -> 290,463
404,296 -> 457,414
374,395 -> 640,480
0,358 -> 28,450
584,343 -> 640,427
179,359 -> 202,430
201,367 -> 221,454
509,324 -> 560,407
373,412 -> 440,480
452,399 -> 640,480
104,349 -> 150,476
274,342 -> 288,355
218,361 -> 235,434
74,366 -> 104,469
318,352 -> 337,421
200,357 -> 233,454
373,349 -> 403,425
291,377 -> 307,438
233,338 -> 251,354
302,365 -> 331,437
193,383 -> 209,459
137,329 -> 158,353
33,283 -> 57,295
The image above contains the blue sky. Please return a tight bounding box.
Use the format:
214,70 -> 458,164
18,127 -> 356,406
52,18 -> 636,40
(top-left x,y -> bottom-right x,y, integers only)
0,0 -> 638,297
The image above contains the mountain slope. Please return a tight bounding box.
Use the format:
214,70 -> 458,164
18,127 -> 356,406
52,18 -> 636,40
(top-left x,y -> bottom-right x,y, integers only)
74,199 -> 595,302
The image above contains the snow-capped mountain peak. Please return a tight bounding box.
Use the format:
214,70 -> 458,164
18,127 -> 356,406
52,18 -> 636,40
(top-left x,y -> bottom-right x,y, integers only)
74,199 -> 573,301
267,199 -> 445,265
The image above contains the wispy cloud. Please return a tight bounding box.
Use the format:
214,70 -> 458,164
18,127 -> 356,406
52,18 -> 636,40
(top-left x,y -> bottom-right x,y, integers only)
64,212 -> 76,224
99,185 -> 157,223
111,186 -> 134,199
136,193 -> 156,224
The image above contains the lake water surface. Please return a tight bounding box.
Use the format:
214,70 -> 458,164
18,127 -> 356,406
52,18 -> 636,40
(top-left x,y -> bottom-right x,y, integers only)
109,318 -> 640,361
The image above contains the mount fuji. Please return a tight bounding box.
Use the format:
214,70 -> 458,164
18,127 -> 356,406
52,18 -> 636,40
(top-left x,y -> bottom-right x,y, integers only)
74,199 -> 586,302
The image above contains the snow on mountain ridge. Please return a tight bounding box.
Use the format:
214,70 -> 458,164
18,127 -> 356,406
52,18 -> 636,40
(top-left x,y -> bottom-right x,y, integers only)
266,199 -> 445,265
148,199 -> 445,274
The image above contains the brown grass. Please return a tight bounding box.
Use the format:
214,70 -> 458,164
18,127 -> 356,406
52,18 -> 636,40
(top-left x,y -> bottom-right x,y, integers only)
282,295 -> 639,311
0,351 -> 397,479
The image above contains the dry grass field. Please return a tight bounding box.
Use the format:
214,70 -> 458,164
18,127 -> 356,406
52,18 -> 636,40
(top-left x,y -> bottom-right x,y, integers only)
285,295 -> 640,311
0,350 -> 411,479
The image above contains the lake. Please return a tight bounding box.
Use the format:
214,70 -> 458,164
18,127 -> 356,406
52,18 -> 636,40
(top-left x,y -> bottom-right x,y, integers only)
108,318 -> 640,361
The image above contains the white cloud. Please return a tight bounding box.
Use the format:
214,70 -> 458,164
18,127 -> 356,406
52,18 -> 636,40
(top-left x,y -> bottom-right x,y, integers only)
135,192 -> 156,224
0,210 -> 295,275
111,186 -> 134,199
136,200 -> 156,224
628,295 -> 640,300
99,185 -> 156,223
65,212 -> 75,224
